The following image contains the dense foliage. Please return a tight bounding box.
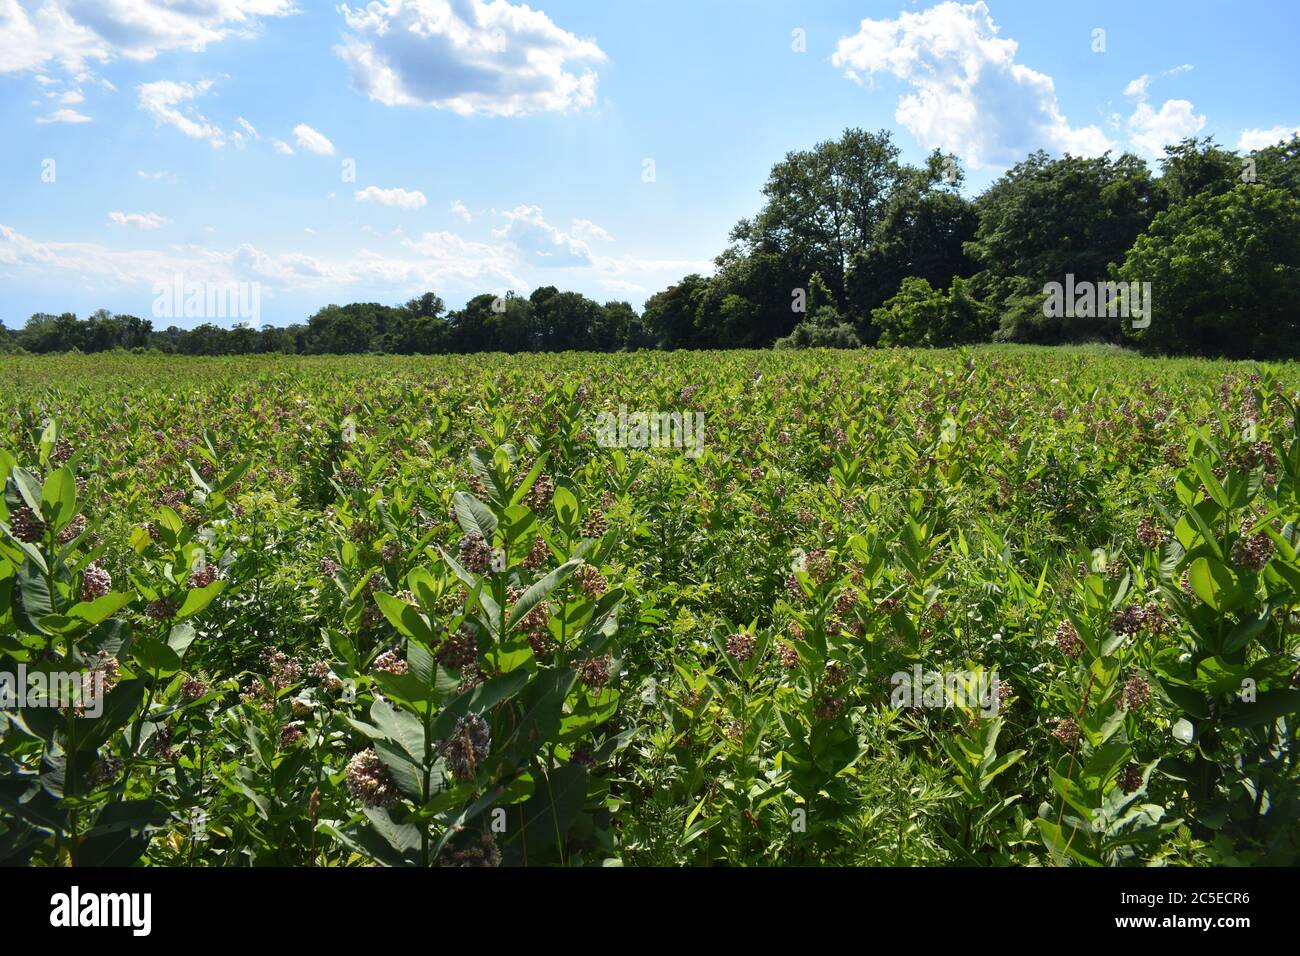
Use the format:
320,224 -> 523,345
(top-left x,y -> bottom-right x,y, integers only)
2,347 -> 1299,866
7,132 -> 1299,361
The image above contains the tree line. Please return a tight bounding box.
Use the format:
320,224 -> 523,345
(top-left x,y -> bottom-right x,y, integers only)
5,130 -> 1298,359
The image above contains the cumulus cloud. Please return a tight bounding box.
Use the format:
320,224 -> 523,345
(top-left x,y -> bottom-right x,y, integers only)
108,211 -> 170,229
571,218 -> 612,242
271,138 -> 294,155
1122,74 -> 1204,159
449,199 -> 472,223
831,1 -> 1112,168
0,0 -> 296,75
1127,99 -> 1205,158
137,79 -> 225,147
1122,75 -> 1150,98
293,123 -> 334,155
0,0 -> 293,78
0,220 -> 523,301
0,203 -> 708,311
34,106 -> 89,122
356,185 -> 428,210
493,205 -> 594,266
335,0 -> 606,117
1237,124 -> 1300,152
599,278 -> 645,295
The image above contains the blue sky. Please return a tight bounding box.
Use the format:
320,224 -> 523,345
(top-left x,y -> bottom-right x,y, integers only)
1,0 -> 1297,328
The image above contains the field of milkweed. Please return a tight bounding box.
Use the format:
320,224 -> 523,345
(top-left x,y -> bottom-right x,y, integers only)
1,346 -> 1298,867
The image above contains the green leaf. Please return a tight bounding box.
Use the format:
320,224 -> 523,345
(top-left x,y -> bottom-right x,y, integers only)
502,764 -> 589,864
502,667 -> 574,764
175,580 -> 225,619
40,466 -> 76,530
373,739 -> 424,802
453,491 -> 497,539
1223,690 -> 1300,728
74,679 -> 146,756
11,467 -> 43,512
133,634 -> 183,676
506,559 -> 580,631
553,486 -> 579,528
1192,458 -> 1229,509
362,806 -> 422,859
372,670 -> 436,713
366,697 -> 427,761
67,591 -> 135,626
166,622 -> 198,658
1188,557 -> 1243,612
375,592 -> 434,644
1036,817 -> 1101,867
74,799 -> 166,866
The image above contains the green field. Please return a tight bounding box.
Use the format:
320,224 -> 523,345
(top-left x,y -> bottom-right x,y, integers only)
2,346 -> 1298,866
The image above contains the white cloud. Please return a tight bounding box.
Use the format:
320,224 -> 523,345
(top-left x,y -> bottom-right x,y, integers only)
449,199 -> 472,223
58,88 -> 82,104
136,169 -> 174,181
137,79 -> 225,147
1237,125 -> 1300,152
493,205 -> 594,266
0,221 -> 523,300
599,278 -> 645,295
108,211 -> 170,230
335,0 -> 606,117
0,0 -> 297,76
34,106 -> 89,123
831,1 -> 1111,168
1123,75 -> 1150,98
231,116 -> 259,147
1122,67 -> 1205,159
355,185 -> 428,210
293,123 -> 334,155
571,218 -> 612,242
1127,99 -> 1205,158
271,138 -> 294,155
1,196 -> 705,310
397,230 -> 522,286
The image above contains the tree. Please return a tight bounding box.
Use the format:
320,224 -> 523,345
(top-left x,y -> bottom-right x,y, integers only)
403,292 -> 446,319
872,276 -> 994,347
305,303 -> 390,354
1117,184 -> 1300,358
0,319 -> 18,353
381,312 -> 451,354
849,186 -> 978,341
1158,137 -> 1240,206
1248,134 -> 1300,200
967,151 -> 1158,343
773,304 -> 860,349
179,323 -> 233,355
596,300 -> 645,351
642,275 -> 709,349
257,324 -> 298,354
